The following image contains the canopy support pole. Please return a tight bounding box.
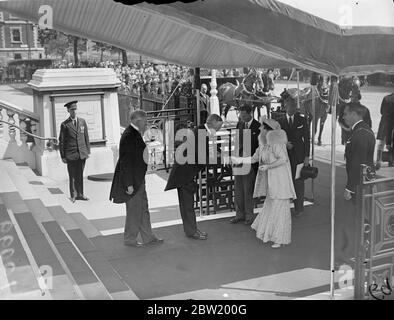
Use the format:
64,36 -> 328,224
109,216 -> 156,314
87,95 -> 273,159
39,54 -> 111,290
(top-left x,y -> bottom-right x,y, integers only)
310,73 -> 318,201
296,70 -> 300,110
329,77 -> 339,300
195,67 -> 203,217
287,68 -> 296,88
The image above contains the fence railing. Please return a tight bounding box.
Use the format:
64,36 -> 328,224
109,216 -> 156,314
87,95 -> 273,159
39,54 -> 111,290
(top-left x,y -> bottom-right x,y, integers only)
118,90 -> 196,128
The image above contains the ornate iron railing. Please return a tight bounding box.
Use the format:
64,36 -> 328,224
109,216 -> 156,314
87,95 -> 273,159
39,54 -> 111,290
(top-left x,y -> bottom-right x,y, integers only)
354,164 -> 394,300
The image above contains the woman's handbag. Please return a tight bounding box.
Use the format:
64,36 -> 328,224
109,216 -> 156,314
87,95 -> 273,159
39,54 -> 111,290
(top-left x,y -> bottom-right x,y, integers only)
300,165 -> 318,180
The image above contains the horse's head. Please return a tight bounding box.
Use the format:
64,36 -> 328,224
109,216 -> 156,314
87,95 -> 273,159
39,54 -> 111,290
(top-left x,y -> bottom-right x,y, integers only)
317,75 -> 329,100
261,69 -> 275,93
242,68 -> 260,93
351,76 -> 362,102
338,76 -> 361,102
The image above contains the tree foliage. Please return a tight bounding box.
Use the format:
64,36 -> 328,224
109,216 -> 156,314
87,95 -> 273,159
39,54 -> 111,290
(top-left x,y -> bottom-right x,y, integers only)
38,27 -> 87,63
92,41 -> 115,62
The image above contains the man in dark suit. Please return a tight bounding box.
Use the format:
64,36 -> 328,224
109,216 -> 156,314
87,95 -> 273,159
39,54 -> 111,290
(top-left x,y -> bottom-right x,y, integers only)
109,110 -> 163,247
278,96 -> 310,216
337,102 -> 375,264
338,93 -> 372,145
200,84 -> 210,113
343,102 -> 376,200
377,92 -> 394,167
59,101 -> 90,203
230,104 -> 260,225
165,114 -> 224,240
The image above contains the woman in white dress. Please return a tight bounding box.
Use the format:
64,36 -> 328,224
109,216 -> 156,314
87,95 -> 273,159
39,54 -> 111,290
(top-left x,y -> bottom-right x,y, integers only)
230,117 -> 296,248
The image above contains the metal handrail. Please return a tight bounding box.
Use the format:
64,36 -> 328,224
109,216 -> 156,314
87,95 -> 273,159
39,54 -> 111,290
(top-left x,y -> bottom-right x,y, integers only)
233,96 -> 281,104
145,107 -> 194,115
0,119 -> 58,149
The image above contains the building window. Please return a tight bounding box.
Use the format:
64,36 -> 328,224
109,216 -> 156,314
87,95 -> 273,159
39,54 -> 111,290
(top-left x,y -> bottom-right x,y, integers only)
14,53 -> 22,59
10,27 -> 22,43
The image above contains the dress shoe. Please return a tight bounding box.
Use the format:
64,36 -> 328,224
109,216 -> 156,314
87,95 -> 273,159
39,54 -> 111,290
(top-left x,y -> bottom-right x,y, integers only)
70,197 -> 76,203
197,229 -> 207,237
76,195 -> 89,201
271,243 -> 281,248
293,211 -> 303,217
230,217 -> 245,224
124,241 -> 143,247
188,232 -> 208,240
145,238 -> 164,246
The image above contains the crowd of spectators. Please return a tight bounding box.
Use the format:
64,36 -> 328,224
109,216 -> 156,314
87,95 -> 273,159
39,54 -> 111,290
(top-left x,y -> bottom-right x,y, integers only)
52,60 -> 194,97
51,60 -> 249,97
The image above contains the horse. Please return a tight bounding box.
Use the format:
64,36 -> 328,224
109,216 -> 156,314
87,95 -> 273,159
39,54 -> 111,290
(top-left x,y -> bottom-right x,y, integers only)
252,69 -> 277,120
277,76 -> 330,145
276,75 -> 363,146
217,69 -> 276,121
336,76 -> 364,144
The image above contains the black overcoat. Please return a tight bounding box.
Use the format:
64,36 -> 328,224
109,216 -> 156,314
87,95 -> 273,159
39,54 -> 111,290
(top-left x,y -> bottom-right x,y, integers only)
278,112 -> 310,175
109,125 -> 148,203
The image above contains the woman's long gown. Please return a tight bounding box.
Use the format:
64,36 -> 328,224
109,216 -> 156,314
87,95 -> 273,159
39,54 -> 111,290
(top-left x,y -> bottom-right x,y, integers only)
251,143 -> 295,245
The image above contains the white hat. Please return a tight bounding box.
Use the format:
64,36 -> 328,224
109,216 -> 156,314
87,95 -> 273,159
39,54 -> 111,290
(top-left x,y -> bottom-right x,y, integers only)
261,115 -> 281,130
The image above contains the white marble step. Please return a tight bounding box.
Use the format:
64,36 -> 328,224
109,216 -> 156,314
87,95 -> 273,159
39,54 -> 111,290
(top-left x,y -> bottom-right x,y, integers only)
14,163 -> 101,238
0,164 -> 18,194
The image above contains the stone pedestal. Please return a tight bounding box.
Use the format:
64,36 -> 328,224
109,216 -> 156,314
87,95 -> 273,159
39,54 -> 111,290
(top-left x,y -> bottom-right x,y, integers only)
28,68 -> 121,180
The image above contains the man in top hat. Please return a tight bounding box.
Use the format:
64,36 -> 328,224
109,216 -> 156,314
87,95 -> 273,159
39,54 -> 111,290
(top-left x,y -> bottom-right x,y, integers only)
58,101 -> 90,202
278,94 -> 310,217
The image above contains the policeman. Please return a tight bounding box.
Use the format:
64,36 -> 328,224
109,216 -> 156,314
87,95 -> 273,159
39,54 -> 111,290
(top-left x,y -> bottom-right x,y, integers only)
58,101 -> 90,202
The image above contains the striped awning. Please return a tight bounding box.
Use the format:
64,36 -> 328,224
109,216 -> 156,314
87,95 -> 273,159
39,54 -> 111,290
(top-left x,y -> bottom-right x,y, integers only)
0,0 -> 393,75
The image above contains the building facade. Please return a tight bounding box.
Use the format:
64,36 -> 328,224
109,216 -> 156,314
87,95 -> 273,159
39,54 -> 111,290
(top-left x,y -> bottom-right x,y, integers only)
0,11 -> 44,63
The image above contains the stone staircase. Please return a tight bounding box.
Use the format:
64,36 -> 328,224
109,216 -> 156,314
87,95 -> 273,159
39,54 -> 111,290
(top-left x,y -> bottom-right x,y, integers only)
0,159 -> 138,300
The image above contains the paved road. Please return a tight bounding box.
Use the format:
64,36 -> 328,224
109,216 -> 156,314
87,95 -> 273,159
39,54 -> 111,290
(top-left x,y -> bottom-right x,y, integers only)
0,84 -> 34,112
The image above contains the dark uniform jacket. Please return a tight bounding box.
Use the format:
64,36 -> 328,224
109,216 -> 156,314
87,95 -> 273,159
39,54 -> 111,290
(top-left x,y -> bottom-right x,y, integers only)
235,119 -> 260,173
278,112 -> 310,173
59,117 -> 90,161
345,121 -> 376,193
377,93 -> 394,147
109,125 -> 148,203
338,103 -> 372,144
165,125 -> 219,191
